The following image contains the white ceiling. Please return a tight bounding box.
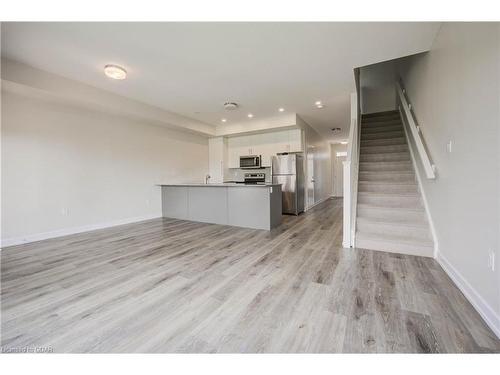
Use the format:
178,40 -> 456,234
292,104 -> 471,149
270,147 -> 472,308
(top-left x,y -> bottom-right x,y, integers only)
1,22 -> 440,141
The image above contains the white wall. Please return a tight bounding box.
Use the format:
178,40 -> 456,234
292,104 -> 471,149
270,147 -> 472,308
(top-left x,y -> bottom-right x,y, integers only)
396,23 -> 500,336
1,86 -> 208,246
2,58 -> 215,136
297,116 -> 332,208
360,60 -> 396,114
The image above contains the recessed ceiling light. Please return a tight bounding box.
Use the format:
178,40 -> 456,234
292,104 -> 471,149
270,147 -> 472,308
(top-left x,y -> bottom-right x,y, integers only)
278,108 -> 285,112
221,118 -> 227,123
316,104 -> 324,109
104,64 -> 127,80
247,113 -> 254,118
315,101 -> 322,106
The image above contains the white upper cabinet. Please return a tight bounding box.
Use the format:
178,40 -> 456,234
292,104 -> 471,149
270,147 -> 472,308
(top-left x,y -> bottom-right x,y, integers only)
254,132 -> 275,167
244,134 -> 257,155
227,137 -> 243,168
288,129 -> 302,152
273,130 -> 289,154
227,128 -> 303,168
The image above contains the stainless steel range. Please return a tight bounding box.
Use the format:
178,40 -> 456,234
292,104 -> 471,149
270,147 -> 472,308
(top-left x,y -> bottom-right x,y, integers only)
243,173 -> 266,184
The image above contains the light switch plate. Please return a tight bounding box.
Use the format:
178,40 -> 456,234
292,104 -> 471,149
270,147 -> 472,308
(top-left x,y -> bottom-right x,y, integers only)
446,140 -> 453,153
488,250 -> 495,271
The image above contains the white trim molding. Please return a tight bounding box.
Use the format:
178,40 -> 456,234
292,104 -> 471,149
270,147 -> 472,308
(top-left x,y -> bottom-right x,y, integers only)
399,106 -> 439,258
342,90 -> 360,249
305,196 -> 332,212
1,213 -> 162,248
437,252 -> 500,339
396,80 -> 435,179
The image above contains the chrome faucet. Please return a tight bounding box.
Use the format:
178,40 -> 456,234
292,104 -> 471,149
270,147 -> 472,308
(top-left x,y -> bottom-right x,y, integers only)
205,174 -> 211,184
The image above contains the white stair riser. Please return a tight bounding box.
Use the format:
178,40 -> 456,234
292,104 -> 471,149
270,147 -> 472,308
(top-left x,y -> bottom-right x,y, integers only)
355,237 -> 434,257
361,137 -> 407,147
362,114 -> 400,121
362,120 -> 402,126
356,220 -> 432,241
359,172 -> 416,182
358,194 -> 422,208
359,161 -> 413,172
363,119 -> 402,126
361,131 -> 405,140
360,153 -> 410,162
361,144 -> 408,154
361,125 -> 404,134
357,206 -> 427,224
358,183 -> 418,194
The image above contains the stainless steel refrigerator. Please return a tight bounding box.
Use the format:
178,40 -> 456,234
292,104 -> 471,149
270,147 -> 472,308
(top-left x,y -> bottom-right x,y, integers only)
272,153 -> 305,215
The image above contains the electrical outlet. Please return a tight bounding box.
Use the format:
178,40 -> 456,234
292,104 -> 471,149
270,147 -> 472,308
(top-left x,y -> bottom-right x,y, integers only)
488,250 -> 495,271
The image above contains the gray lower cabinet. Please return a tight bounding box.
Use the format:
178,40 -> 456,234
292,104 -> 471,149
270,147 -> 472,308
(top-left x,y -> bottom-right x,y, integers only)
161,186 -> 189,220
188,187 -> 228,225
160,185 -> 282,230
227,187 -> 270,230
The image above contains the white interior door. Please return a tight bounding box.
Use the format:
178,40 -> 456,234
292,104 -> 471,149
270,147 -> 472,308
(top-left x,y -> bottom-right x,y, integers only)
306,146 -> 315,208
333,152 -> 347,197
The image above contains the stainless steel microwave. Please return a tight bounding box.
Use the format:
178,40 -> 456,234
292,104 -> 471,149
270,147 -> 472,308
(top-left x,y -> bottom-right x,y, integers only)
240,155 -> 261,169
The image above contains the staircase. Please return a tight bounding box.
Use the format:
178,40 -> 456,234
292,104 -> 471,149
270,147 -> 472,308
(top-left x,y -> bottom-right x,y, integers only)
355,110 -> 434,257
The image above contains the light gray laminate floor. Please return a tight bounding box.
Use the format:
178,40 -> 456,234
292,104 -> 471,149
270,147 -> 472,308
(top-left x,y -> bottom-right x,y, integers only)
1,198 -> 499,353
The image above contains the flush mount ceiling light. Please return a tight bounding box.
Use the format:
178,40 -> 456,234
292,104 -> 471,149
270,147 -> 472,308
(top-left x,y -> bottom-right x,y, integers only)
221,118 -> 227,123
247,113 -> 254,118
224,102 -> 239,110
104,64 -> 127,80
340,141 -> 348,145
278,108 -> 285,112
315,101 -> 324,109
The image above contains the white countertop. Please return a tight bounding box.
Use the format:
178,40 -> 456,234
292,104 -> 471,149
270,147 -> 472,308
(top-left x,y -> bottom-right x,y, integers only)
158,183 -> 280,188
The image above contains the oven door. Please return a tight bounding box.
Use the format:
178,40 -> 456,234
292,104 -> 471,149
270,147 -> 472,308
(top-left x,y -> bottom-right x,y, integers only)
240,155 -> 261,169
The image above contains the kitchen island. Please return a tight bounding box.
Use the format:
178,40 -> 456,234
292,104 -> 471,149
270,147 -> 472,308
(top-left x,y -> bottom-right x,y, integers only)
159,183 -> 282,230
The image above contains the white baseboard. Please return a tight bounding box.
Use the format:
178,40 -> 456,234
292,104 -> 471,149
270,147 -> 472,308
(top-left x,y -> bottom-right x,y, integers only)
305,195 -> 332,212
437,252 -> 500,339
1,213 -> 162,248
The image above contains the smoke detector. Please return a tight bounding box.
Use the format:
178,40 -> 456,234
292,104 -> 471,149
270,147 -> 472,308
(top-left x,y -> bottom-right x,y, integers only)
224,102 -> 239,111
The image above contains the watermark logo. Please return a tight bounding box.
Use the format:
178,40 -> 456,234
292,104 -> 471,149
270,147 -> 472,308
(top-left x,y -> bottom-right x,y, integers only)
1,346 -> 54,353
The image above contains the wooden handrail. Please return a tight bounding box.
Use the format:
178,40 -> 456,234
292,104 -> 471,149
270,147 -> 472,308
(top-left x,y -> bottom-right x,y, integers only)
396,80 -> 436,179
